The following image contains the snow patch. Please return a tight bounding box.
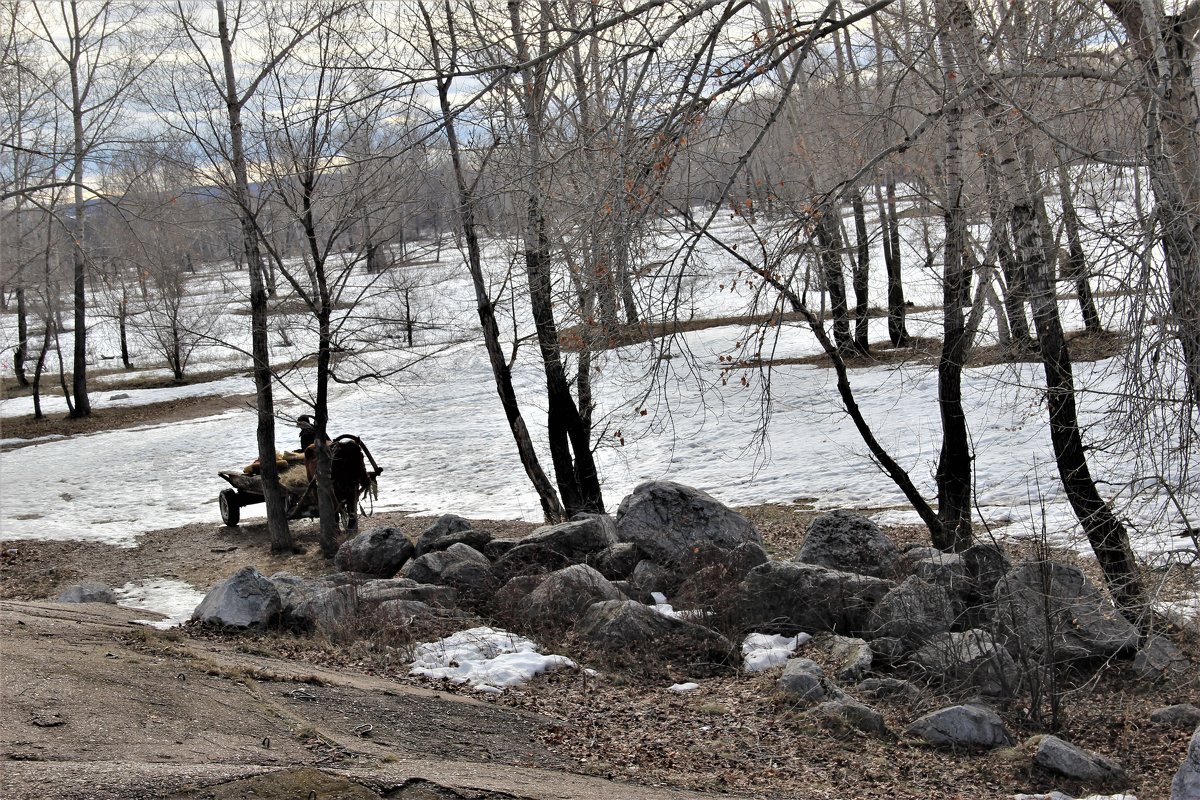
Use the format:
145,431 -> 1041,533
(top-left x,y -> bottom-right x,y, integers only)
114,578 -> 207,629
742,632 -> 811,673
409,626 -> 575,691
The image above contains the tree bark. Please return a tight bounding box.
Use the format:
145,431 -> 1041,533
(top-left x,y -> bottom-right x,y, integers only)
14,287 -> 29,386
217,0 -> 292,553
68,0 -> 90,417
850,188 -> 871,353
814,199 -> 853,354
1056,162 -> 1102,334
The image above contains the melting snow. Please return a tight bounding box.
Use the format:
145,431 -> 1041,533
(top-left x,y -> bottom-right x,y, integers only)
742,632 -> 811,673
409,626 -> 575,692
114,578 -> 208,629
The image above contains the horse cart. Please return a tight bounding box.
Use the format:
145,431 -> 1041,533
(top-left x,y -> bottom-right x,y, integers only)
217,434 -> 382,530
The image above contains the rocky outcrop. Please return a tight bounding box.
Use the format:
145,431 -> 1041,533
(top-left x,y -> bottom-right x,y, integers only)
615,481 -> 762,566
993,562 -> 1138,661
906,704 -> 1013,748
797,511 -> 899,578
192,566 -> 280,628
739,561 -> 893,635
334,526 -> 415,577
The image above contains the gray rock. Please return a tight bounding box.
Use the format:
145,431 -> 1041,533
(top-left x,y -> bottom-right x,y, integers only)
909,629 -> 1019,697
897,546 -> 945,575
797,511 -> 899,578
855,677 -> 922,703
376,599 -> 471,622
1033,735 -> 1125,783
615,481 -> 762,566
911,553 -> 970,595
612,580 -> 654,604
739,561 -> 894,635
356,578 -> 458,608
1172,725 -> 1200,800
962,543 -> 1010,602
630,559 -> 674,593
401,543 -> 490,587
415,514 -> 472,551
416,528 -> 493,558
993,562 -> 1139,661
593,542 -> 641,581
869,636 -> 909,664
575,599 -> 736,676
481,538 -> 520,561
334,526 -> 415,577
824,635 -> 873,683
812,699 -> 888,737
868,576 -> 958,646
192,566 -> 281,628
490,574 -> 546,615
906,704 -> 1013,748
516,563 -> 624,625
56,582 -> 117,604
494,517 -> 619,580
289,584 -> 359,631
1152,704 -> 1200,729
1133,635 -> 1191,683
776,658 -> 842,702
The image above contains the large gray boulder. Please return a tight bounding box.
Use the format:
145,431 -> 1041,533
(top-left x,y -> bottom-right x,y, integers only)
334,526 -> 415,577
494,517 -> 618,580
1152,705 -> 1200,729
416,528 -> 493,559
1133,635 -> 1191,683
192,566 -> 281,628
739,561 -> 893,636
823,635 -> 873,683
797,511 -> 899,578
1033,735 -> 1125,783
288,584 -> 359,631
1172,725 -> 1200,800
401,543 -> 491,587
962,543 -> 1010,603
414,514 -> 472,554
910,553 -> 970,597
812,699 -> 888,737
867,576 -> 958,647
993,562 -> 1138,661
355,578 -> 458,608
56,582 -> 117,604
593,542 -> 641,581
776,658 -> 842,702
575,599 -> 736,676
516,563 -> 623,624
615,481 -> 762,566
906,704 -> 1013,748
909,629 -> 1019,697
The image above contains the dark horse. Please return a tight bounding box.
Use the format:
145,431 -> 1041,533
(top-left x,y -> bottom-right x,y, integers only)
304,435 -> 376,530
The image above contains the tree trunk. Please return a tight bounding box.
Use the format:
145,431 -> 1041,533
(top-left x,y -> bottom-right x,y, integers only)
850,188 -> 871,353
1104,0 -> 1200,403
14,287 -> 29,386
68,0 -> 90,418
118,290 -> 131,369
882,174 -> 910,346
814,199 -> 852,354
933,13 -> 974,551
425,2 -> 564,521
1056,162 -> 1102,334
217,0 -> 292,553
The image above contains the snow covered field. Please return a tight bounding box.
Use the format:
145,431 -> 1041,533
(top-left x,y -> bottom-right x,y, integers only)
1,208 -> 1196,576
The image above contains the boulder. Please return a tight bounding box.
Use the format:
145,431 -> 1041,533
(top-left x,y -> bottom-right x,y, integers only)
776,658 -> 842,702
867,576 -> 958,646
1172,725 -> 1200,800
1132,635 -> 1190,683
516,564 -> 623,625
823,635 -> 873,683
909,629 -> 1019,696
593,542 -> 641,581
575,599 -> 736,676
906,704 -> 1013,748
289,584 -> 359,631
355,578 -> 458,608
1151,705 -> 1200,729
334,527 -> 414,577
490,574 -> 546,616
1033,735 -> 1125,783
993,562 -> 1138,661
615,481 -> 762,566
482,538 -> 520,561
401,543 -> 490,587
910,553 -> 970,596
897,546 -> 944,576
812,699 -> 888,737
376,599 -> 471,622
674,541 -> 770,607
630,559 -> 675,593
414,514 -> 472,553
739,561 -> 893,635
192,566 -> 281,628
868,636 -> 909,664
493,517 -> 618,580
416,528 -> 494,559
962,543 -> 1010,602
797,511 -> 899,578
56,582 -> 117,604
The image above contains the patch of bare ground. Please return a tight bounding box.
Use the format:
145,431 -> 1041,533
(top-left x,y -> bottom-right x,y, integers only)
0,391 -> 256,449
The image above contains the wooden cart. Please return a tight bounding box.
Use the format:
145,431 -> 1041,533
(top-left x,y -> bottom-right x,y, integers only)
217,434 -> 382,529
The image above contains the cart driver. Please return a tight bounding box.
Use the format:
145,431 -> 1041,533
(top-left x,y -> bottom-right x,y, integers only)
297,415 -> 317,452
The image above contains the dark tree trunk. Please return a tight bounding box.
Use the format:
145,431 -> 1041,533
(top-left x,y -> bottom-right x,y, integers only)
68,0 -> 90,418
814,199 -> 852,354
118,290 -> 131,369
14,287 -> 29,386
1056,162 -> 1102,334
880,174 -> 910,346
217,0 -> 292,553
850,188 -> 871,353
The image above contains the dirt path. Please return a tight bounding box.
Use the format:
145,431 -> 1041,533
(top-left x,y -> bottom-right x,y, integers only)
0,600 -> 753,800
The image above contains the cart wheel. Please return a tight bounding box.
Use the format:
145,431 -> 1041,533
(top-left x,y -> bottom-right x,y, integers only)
219,489 -> 241,527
